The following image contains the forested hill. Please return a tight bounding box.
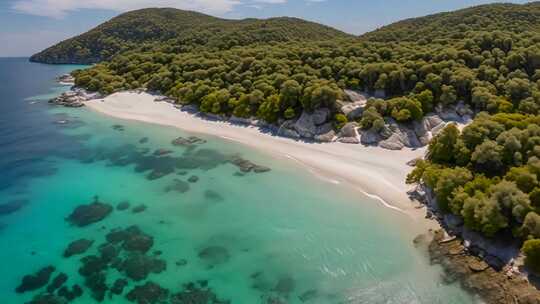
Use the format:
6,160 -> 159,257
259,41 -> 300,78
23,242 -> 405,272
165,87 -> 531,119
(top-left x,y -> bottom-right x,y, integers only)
362,2 -> 540,42
29,8 -> 352,64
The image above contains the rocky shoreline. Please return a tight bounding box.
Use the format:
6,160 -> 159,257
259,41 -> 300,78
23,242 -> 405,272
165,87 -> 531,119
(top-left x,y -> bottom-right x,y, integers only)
411,184 -> 540,303
49,88 -> 101,108
419,229 -> 540,304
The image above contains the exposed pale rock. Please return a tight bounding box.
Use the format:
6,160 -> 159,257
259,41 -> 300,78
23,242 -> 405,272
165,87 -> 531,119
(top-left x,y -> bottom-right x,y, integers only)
315,130 -> 336,143
337,137 -> 360,144
379,134 -> 405,150
339,122 -> 359,138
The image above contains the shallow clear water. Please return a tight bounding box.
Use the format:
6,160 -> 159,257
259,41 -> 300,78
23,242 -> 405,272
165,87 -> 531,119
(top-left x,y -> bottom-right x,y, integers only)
0,58 -> 477,303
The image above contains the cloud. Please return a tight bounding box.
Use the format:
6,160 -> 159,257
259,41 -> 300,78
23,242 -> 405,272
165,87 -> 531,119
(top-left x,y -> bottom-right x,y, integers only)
11,0 -> 247,18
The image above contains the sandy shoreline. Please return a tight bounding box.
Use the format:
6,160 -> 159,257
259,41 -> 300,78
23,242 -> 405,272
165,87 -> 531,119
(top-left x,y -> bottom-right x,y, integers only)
85,92 -> 429,223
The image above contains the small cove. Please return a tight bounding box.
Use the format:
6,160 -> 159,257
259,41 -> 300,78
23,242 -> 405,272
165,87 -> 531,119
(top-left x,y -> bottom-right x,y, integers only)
0,58 -> 477,303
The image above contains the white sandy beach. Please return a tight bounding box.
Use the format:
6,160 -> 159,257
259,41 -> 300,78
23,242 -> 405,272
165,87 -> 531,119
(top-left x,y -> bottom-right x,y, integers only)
85,92 -> 428,220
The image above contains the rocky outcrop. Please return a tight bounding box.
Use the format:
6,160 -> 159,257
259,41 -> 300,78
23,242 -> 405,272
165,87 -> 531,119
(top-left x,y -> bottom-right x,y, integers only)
66,199 -> 113,227
337,122 -> 360,144
293,108 -> 330,139
341,90 -> 368,120
356,104 -> 472,150
58,74 -> 75,85
49,89 -> 100,107
427,229 -> 540,304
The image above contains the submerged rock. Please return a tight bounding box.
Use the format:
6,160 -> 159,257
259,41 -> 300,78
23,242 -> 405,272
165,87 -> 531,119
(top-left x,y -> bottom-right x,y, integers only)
66,200 -> 113,227
170,281 -> 226,304
16,265 -> 55,293
27,294 -> 67,304
111,278 -> 129,295
64,239 -> 94,258
117,201 -> 131,211
204,190 -> 223,201
0,199 -> 28,215
98,243 -> 119,262
57,284 -> 83,301
274,276 -> 295,296
106,226 -> 154,253
153,149 -> 173,156
139,137 -> 149,144
121,253 -> 166,281
46,273 -> 68,293
126,282 -> 169,304
172,136 -> 206,147
198,246 -> 230,266
112,124 -> 125,131
79,255 -> 107,277
85,271 -> 108,302
165,179 -> 190,193
131,204 -> 147,214
188,175 -> 199,183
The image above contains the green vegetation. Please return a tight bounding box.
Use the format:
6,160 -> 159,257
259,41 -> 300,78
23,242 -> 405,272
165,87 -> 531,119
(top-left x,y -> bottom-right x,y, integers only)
64,3 -> 540,127
33,3 -> 540,269
29,8 -> 351,64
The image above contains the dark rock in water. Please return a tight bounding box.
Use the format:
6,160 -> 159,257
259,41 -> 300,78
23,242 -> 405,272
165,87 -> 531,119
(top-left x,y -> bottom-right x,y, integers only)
123,232 -> 153,253
79,255 -> 107,277
111,278 -> 128,295
27,293 -> 67,304
106,226 -> 154,253
126,282 -> 169,304
66,200 -> 113,227
164,179 -> 190,193
172,136 -> 206,147
153,250 -> 162,256
46,273 -> 68,293
228,155 -> 271,174
198,246 -> 230,266
175,259 -> 188,267
0,199 -> 28,215
121,253 -> 166,281
147,169 -> 170,180
229,155 -> 255,172
170,281 -> 226,304
64,239 -> 94,258
117,201 -> 131,211
274,276 -> 295,295
253,165 -> 271,173
299,289 -> 318,302
153,148 -> 173,156
112,124 -> 125,131
85,271 -> 108,302
16,265 -> 55,293
99,243 -> 119,262
188,175 -> 199,183
57,284 -> 83,301
204,190 -> 223,201
139,137 -> 149,144
132,204 -> 147,214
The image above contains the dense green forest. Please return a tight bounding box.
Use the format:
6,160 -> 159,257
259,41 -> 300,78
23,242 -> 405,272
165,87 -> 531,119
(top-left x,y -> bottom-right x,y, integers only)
29,8 -> 351,64
38,3 -> 540,269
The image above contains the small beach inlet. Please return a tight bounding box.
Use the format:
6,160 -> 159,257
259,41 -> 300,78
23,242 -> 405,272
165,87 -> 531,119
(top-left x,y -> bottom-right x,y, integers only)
0,59 -> 477,304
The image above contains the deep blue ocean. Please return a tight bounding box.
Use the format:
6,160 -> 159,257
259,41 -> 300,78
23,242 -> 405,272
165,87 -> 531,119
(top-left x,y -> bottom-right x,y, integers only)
0,58 -> 478,304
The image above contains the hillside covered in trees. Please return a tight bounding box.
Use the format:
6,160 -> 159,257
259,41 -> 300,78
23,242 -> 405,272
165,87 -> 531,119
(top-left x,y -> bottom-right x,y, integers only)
41,2 -> 540,270
29,8 -> 352,64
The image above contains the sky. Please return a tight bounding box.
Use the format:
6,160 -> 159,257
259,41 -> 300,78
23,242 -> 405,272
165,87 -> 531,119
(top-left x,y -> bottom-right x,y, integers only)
0,0 -> 532,57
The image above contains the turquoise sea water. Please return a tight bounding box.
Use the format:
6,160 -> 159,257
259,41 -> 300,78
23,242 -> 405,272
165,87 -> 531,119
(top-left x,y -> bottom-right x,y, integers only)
0,58 -> 478,303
